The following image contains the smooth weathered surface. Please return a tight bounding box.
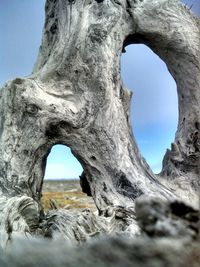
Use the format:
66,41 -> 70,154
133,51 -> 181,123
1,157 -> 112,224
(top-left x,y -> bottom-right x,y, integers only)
0,0 -> 199,246
0,237 -> 191,267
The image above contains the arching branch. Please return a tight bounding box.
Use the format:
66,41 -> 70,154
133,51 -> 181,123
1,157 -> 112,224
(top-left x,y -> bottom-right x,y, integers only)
0,0 -> 199,246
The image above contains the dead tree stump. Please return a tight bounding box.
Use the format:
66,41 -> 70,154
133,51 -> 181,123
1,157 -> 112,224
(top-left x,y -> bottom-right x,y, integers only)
0,0 -> 199,246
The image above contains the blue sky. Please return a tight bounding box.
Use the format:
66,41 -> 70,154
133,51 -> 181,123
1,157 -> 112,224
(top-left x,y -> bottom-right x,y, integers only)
0,0 -> 199,179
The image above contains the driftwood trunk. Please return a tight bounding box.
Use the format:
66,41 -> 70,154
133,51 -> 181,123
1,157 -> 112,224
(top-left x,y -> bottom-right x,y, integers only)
0,0 -> 199,246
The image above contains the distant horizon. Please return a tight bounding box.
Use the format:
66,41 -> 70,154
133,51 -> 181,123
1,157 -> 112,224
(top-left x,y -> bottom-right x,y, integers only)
44,177 -> 79,181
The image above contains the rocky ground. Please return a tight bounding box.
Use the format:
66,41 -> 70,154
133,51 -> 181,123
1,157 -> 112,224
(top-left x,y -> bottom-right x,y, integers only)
42,179 -> 96,212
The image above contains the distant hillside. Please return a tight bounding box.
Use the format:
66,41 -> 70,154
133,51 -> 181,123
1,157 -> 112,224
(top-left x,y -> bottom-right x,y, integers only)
42,179 -> 96,212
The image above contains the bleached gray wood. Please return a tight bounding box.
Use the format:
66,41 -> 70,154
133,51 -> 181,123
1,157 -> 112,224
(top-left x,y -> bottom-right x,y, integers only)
1,197 -> 200,267
0,0 -> 199,246
0,236 -> 191,267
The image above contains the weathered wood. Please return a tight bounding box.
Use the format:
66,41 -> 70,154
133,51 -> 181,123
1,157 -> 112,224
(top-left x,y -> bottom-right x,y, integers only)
1,198 -> 200,267
0,235 -> 192,267
0,0 -> 199,246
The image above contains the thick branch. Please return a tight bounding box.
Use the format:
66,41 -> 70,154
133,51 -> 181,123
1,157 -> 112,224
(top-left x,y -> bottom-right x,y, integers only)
0,0 -> 199,246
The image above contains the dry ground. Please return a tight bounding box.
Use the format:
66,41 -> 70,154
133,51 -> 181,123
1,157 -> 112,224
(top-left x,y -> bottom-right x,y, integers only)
41,179 -> 96,212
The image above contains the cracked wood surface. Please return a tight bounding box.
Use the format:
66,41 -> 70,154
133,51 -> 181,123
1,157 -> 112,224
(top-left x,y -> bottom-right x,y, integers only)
0,0 -> 199,246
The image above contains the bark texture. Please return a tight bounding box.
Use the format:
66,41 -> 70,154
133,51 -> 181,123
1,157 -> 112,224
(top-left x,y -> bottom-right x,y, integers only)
1,198 -> 200,267
0,0 -> 199,247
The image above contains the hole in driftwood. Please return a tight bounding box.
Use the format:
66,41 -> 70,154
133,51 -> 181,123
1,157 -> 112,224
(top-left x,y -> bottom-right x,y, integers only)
42,144 -> 95,212
121,44 -> 178,174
